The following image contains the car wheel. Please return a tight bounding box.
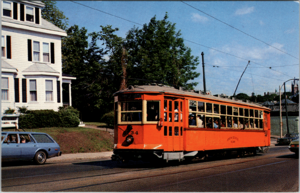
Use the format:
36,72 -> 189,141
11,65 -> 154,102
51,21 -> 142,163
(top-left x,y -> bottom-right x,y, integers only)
35,151 -> 47,165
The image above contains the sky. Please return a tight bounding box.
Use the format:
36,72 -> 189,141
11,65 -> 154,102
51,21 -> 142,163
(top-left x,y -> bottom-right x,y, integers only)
56,1 -> 299,96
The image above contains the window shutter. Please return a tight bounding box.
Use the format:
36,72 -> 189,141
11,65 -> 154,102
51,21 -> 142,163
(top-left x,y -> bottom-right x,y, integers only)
57,80 -> 61,103
22,79 -> 27,103
13,2 -> 18,20
35,7 -> 39,24
20,4 -> 24,21
50,43 -> 55,63
14,78 -> 19,103
6,36 -> 11,59
28,39 -> 32,61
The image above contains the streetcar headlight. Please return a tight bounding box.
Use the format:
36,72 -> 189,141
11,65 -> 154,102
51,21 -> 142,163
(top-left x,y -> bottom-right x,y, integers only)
126,135 -> 134,144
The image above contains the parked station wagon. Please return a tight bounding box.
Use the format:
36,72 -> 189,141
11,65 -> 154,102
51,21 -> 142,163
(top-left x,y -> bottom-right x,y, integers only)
1,132 -> 61,164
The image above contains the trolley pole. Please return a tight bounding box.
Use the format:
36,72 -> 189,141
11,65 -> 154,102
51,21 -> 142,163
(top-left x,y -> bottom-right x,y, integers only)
284,82 -> 290,136
233,61 -> 250,97
201,52 -> 206,94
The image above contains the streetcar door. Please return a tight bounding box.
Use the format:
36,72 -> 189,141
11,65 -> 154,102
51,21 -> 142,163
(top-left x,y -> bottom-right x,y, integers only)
163,98 -> 184,151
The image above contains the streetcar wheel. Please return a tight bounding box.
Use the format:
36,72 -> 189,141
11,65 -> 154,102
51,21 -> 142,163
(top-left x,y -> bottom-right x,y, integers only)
34,151 -> 47,165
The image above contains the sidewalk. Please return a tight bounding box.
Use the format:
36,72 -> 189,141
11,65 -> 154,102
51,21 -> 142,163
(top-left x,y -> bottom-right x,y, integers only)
47,151 -> 113,163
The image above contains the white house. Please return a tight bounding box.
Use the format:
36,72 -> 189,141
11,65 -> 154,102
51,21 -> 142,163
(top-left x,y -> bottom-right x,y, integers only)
1,0 -> 75,114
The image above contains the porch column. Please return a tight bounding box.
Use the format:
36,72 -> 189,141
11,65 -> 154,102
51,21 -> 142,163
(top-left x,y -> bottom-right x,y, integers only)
69,82 -> 72,107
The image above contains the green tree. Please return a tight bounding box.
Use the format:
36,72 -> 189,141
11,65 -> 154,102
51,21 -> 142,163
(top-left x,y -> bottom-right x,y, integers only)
41,1 -> 69,30
235,93 -> 250,101
62,25 -> 119,120
124,13 -> 200,89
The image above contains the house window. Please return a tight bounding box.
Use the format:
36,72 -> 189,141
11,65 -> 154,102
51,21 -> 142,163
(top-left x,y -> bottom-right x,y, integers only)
43,43 -> 49,62
45,80 -> 53,101
30,80 -> 37,101
33,41 -> 40,61
1,36 -> 5,57
2,77 -> 9,100
3,2 -> 11,17
26,6 -> 34,22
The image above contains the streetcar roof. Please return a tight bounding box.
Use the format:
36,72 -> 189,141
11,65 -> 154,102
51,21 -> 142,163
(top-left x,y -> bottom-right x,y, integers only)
114,85 -> 270,111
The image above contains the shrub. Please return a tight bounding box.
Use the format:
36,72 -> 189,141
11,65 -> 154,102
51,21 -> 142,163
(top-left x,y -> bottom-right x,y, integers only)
4,108 -> 15,114
58,106 -> 80,127
101,111 -> 114,127
18,106 -> 28,114
19,107 -> 80,129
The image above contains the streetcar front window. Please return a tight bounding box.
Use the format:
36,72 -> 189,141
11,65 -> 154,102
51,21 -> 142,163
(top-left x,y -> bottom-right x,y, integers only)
120,101 -> 142,122
147,101 -> 160,121
121,102 -> 142,111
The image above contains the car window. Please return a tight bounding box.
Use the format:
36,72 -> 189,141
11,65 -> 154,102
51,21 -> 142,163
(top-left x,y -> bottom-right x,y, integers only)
31,134 -> 54,143
19,134 -> 35,143
3,134 -> 18,143
1,134 -> 7,142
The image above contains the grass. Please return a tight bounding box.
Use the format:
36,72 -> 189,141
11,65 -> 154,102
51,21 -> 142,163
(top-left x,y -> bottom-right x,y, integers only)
2,127 -> 114,154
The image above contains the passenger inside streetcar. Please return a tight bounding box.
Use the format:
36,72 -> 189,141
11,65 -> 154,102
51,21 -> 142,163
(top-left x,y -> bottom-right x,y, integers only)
196,115 -> 203,128
214,119 -> 219,128
189,114 -> 196,125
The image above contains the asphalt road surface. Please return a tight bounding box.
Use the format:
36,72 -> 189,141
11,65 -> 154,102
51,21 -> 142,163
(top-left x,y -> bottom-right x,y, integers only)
2,146 -> 298,192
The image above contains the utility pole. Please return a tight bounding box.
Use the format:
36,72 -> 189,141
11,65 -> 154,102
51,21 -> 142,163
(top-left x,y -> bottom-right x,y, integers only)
279,85 -> 282,138
233,61 -> 250,96
284,82 -> 290,136
120,46 -> 128,90
201,52 -> 206,94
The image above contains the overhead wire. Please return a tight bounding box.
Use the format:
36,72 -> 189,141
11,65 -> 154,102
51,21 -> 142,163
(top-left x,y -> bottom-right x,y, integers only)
181,1 -> 299,60
206,64 -> 286,82
70,1 -> 293,79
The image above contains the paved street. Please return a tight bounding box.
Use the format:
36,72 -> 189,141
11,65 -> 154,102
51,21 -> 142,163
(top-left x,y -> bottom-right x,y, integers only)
2,145 -> 298,192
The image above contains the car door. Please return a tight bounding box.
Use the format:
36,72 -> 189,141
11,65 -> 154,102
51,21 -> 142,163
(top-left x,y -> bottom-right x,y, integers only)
19,134 -> 38,159
2,134 -> 22,161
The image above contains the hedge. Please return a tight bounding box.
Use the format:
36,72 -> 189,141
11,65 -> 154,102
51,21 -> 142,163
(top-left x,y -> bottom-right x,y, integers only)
101,111 -> 114,127
19,107 -> 80,129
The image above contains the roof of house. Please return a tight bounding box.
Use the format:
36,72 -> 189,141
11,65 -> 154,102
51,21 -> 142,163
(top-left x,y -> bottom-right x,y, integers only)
2,17 -> 66,35
262,101 -> 275,106
23,63 -> 59,74
2,60 -> 17,70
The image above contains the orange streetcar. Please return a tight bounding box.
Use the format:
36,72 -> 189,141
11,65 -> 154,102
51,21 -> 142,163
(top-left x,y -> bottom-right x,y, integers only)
111,85 -> 271,162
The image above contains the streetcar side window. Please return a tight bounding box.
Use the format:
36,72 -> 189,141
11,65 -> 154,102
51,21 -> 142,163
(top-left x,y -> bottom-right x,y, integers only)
189,113 -> 196,126
206,103 -> 212,113
220,116 -> 226,128
259,111 -> 263,119
206,117 -> 213,128
245,109 -> 249,117
221,105 -> 226,114
189,100 -> 196,111
239,108 -> 244,116
227,106 -> 232,115
196,114 -> 205,128
214,104 -> 219,114
198,102 -> 204,112
146,101 -> 160,121
233,107 -> 238,116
